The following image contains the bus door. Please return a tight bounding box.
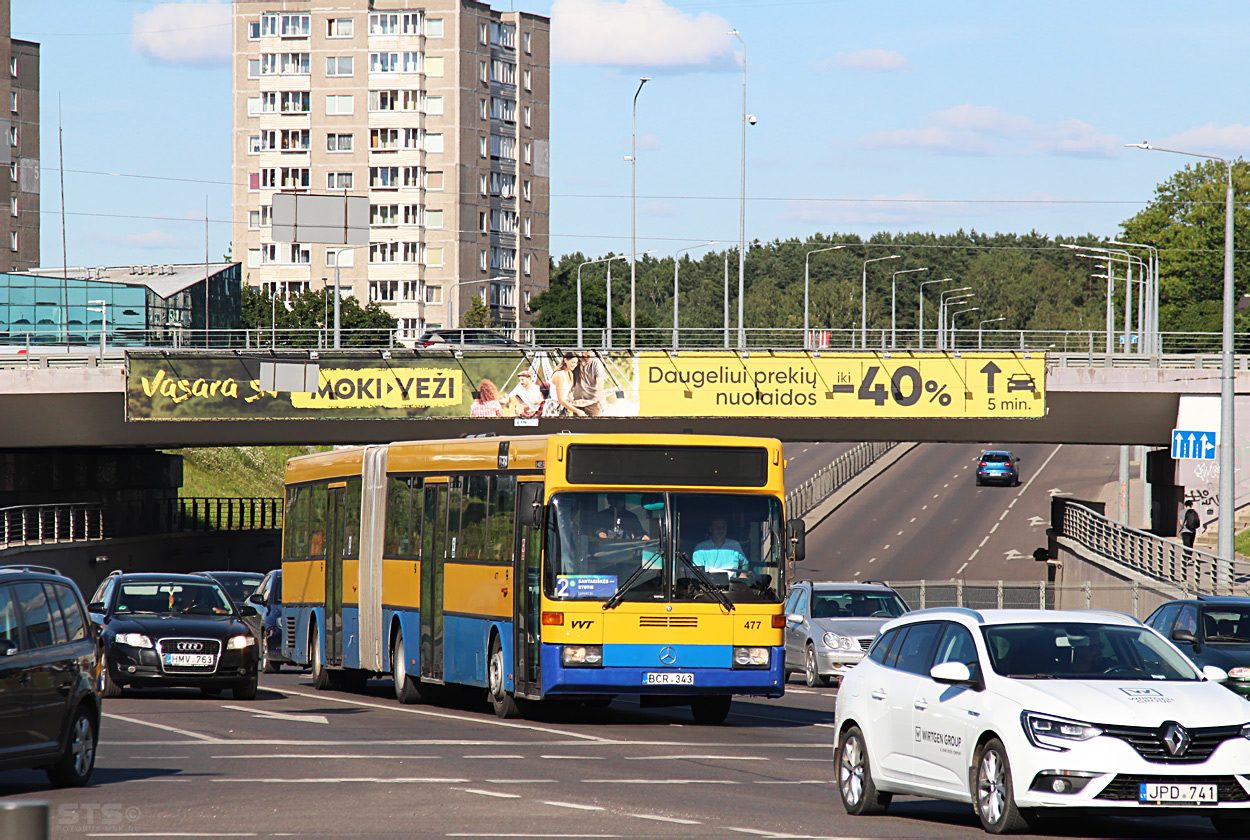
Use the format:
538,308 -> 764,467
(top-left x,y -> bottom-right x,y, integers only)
420,482 -> 447,683
325,482 -> 347,667
513,482 -> 543,698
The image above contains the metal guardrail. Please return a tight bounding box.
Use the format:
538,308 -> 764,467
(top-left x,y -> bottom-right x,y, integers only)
1,504 -> 106,550
885,578 -> 1175,620
0,497 -> 282,551
1055,499 -> 1250,596
785,442 -> 897,519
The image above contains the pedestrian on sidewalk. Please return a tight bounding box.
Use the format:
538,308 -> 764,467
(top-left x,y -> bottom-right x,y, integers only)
1180,500 -> 1202,558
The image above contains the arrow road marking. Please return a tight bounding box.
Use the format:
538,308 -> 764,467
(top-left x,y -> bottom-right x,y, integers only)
1003,549 -> 1023,560
221,705 -> 330,725
1027,516 -> 1045,527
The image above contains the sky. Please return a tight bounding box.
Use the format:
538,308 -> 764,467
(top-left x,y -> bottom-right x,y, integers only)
13,0 -> 1250,269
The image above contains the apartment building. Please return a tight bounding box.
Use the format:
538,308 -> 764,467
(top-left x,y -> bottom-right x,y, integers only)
231,0 -> 550,339
0,0 -> 39,272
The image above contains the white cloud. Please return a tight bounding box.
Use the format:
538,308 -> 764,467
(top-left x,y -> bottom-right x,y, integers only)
780,191 -> 1064,228
829,49 -> 915,73
125,230 -> 178,249
1155,124 -> 1250,159
641,200 -> 680,218
860,105 -> 1120,158
132,1 -> 230,67
551,0 -> 735,70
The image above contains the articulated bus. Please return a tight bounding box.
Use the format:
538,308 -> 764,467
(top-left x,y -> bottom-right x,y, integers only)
278,433 -> 805,723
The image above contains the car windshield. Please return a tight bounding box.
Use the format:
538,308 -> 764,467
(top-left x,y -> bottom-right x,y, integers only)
545,491 -> 784,604
982,453 -> 1011,463
982,622 -> 1200,681
1202,607 -> 1250,643
810,590 -> 908,619
115,582 -> 234,616
209,575 -> 264,602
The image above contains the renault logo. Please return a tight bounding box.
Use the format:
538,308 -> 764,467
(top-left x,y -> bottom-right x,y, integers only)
658,646 -> 677,665
1162,722 -> 1191,757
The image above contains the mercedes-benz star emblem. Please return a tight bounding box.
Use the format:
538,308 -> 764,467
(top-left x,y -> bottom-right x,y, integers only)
658,646 -> 677,665
1162,722 -> 1191,756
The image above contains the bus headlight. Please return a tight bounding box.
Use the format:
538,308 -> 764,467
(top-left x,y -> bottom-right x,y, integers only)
561,645 -> 603,667
116,633 -> 153,649
226,635 -> 255,650
823,632 -> 858,652
733,646 -> 770,668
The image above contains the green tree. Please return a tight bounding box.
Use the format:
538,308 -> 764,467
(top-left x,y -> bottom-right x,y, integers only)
1119,158 -> 1250,332
241,285 -> 396,346
461,295 -> 494,327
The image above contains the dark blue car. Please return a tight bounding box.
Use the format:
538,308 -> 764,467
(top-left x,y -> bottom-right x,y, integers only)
975,449 -> 1019,486
1145,596 -> 1250,697
243,570 -> 294,673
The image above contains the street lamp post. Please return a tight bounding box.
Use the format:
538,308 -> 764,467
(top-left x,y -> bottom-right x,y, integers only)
88,299 -> 107,356
919,277 -> 954,350
730,30 -> 750,350
948,307 -> 978,349
804,245 -> 845,348
937,287 -> 971,350
333,241 -> 391,349
1114,240 -> 1161,354
272,287 -> 278,348
1128,141 -> 1236,566
578,255 -> 628,347
861,254 -> 900,348
978,316 -> 1006,350
890,267 -> 927,348
673,241 -> 718,348
628,77 -> 651,352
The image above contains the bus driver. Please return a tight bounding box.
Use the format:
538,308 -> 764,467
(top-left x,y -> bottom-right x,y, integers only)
693,517 -> 748,575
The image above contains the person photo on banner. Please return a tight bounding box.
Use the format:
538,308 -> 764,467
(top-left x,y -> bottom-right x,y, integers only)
506,368 -> 544,417
470,379 -> 504,417
543,352 -> 587,417
571,350 -> 607,417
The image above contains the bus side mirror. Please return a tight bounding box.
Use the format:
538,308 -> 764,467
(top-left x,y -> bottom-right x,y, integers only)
787,518 -> 806,563
518,482 -> 544,529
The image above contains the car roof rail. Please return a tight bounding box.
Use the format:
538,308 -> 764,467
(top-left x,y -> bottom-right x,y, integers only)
1078,608 -> 1142,624
0,564 -> 65,577
106,569 -> 124,578
909,606 -> 985,623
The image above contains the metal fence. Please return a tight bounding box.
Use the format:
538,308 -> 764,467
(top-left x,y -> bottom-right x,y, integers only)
785,442 -> 897,519
885,579 -> 1176,620
1,504 -> 106,550
1055,499 -> 1250,596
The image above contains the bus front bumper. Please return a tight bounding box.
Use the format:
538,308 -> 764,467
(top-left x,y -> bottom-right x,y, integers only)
540,643 -> 785,697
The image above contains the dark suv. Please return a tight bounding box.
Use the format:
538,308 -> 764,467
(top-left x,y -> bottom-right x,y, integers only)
88,572 -> 260,700
975,450 -> 1019,486
415,328 -> 536,350
1145,596 -> 1250,696
0,565 -> 101,787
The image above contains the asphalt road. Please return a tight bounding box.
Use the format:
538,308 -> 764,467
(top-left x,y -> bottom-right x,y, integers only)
0,671 -> 1227,839
801,443 -> 1122,583
783,442 -> 857,489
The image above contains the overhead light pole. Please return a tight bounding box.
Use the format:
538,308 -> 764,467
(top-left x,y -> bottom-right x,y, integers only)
941,296 -> 974,349
861,254 -> 900,348
333,241 -> 391,349
1113,239 -> 1161,354
948,307 -> 979,349
978,316 -> 1006,350
673,241 -> 718,347
88,299 -> 107,356
937,287 -> 971,350
1128,141 -> 1236,567
730,29 -> 751,349
628,77 -> 651,352
890,266 -> 927,348
804,245 -> 845,348
918,277 -> 954,350
577,255 -> 628,347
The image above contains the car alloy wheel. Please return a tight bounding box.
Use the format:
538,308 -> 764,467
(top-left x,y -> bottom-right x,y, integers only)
837,725 -> 889,815
974,738 -> 1032,834
805,644 -> 828,687
840,730 -> 865,806
71,714 -> 95,778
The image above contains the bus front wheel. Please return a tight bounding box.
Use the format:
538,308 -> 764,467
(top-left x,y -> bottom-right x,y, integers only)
392,633 -> 422,705
691,695 -> 732,724
310,622 -> 333,691
487,635 -> 520,719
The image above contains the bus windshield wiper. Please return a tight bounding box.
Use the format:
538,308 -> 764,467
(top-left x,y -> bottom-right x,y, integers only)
677,551 -> 735,612
603,555 -> 659,611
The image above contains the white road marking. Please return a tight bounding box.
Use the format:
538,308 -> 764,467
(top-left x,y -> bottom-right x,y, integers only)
978,536 -> 990,548
933,494 -> 939,498
853,571 -> 862,578
956,562 -> 969,575
543,801 -> 604,811
943,483 -> 949,488
448,836 -> 621,838
909,517 -> 916,523
896,530 -> 903,536
484,779 -> 557,784
104,713 -> 219,742
868,557 -> 876,563
220,704 -> 329,725
754,780 -> 829,784
784,688 -> 817,695
211,754 -> 436,760
990,522 -> 999,533
1027,516 -> 1046,527
582,779 -> 741,784
999,509 -> 1010,521
1019,445 -> 1064,497
627,814 -> 701,825
624,755 -> 767,761
953,474 -> 960,479
278,687 -> 610,742
212,777 -> 469,784
786,757 -> 830,762
541,755 -> 604,760
922,505 -> 928,510
463,754 -> 523,759
129,755 -> 189,760
1009,498 -> 1018,508
882,544 -> 890,550
89,835 -> 258,839
455,788 -> 521,799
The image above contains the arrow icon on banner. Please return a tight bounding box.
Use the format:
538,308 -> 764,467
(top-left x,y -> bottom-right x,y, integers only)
981,361 -> 1002,394
1202,434 -> 1216,459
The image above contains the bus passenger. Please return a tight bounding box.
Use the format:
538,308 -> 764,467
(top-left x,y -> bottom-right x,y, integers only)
596,494 -> 647,540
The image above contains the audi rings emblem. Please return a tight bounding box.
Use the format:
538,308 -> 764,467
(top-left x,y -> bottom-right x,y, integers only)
659,646 -> 677,665
177,642 -> 203,652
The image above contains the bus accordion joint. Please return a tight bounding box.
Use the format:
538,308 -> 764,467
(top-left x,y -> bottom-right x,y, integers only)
541,611 -> 564,626
771,614 -> 787,628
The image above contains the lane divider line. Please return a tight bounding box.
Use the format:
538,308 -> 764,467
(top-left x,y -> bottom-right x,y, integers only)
104,713 -> 220,742
455,788 -> 520,799
542,800 -> 604,811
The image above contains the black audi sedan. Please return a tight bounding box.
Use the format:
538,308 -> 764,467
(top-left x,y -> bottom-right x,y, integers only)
87,572 -> 260,700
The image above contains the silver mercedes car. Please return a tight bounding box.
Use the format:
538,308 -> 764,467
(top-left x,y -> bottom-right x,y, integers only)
782,581 -> 910,686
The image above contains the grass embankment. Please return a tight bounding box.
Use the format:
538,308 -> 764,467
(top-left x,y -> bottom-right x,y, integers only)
1235,529 -> 1250,558
171,446 -> 326,498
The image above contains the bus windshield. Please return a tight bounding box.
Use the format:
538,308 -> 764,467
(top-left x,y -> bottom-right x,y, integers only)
545,492 -> 784,604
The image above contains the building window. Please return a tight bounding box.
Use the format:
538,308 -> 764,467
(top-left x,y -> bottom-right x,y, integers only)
326,95 -> 354,115
327,18 -> 353,38
280,91 -> 310,113
479,174 -> 489,196
479,250 -> 489,271
247,59 -> 260,79
10,231 -> 17,251
8,126 -> 16,147
9,162 -> 16,183
523,290 -> 532,312
523,69 -> 532,91
523,216 -> 532,238
425,133 -> 443,154
425,96 -> 443,115
371,204 -> 400,227
290,243 -> 311,263
369,13 -> 399,36
327,133 -> 353,152
423,247 -> 443,267
491,134 -> 517,161
326,56 -> 353,77
327,248 -> 354,268
247,97 -> 262,116
523,254 -> 532,275
425,209 -> 443,229
280,129 -> 310,151
426,171 -> 444,191
401,12 -> 423,35
369,280 -> 399,302
426,19 -> 444,38
399,318 -> 421,339
280,167 -> 310,189
248,21 -> 261,40
327,172 -> 353,190
425,285 -> 442,304
523,105 -> 531,128
479,23 -> 489,44
370,128 -> 400,151
280,14 -> 310,38
523,32 -> 532,54
10,197 -> 17,217
370,166 -> 400,189
479,211 -> 488,233
259,168 -> 277,188
523,142 -> 532,164
480,136 -> 488,158
370,51 -> 399,74
248,135 -> 261,155
370,241 -> 401,263
425,56 -> 444,76
479,61 -> 488,83
522,180 -> 531,201
490,59 -> 516,86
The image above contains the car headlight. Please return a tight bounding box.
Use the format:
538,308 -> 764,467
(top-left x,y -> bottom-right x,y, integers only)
226,635 -> 255,650
1022,711 -> 1103,752
1227,667 -> 1250,681
1241,724 -> 1250,741
822,632 -> 859,652
116,633 -> 153,648
733,646 -> 770,668
561,644 -> 603,667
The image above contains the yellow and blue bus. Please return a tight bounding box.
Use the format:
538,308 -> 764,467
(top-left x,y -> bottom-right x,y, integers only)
278,433 -> 805,723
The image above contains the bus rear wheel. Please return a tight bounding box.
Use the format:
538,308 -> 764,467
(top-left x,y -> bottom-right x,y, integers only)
487,635 -> 520,719
691,695 -> 732,724
392,633 -> 422,704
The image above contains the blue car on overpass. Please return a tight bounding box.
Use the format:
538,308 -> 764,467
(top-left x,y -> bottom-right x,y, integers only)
975,449 -> 1019,486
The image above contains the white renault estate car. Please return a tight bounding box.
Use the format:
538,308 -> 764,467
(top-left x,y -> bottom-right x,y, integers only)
833,608 -> 1250,835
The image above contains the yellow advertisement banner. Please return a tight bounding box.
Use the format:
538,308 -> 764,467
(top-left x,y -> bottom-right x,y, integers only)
290,367 -> 462,409
636,352 -> 1045,419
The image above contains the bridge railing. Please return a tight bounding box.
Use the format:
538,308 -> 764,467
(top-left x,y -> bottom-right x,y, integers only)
785,442 -> 896,519
1054,499 -> 1250,596
1,504 -> 107,550
885,578 -> 1179,619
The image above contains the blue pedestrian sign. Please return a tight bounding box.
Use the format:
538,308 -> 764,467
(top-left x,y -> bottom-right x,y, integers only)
1171,429 -> 1217,460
